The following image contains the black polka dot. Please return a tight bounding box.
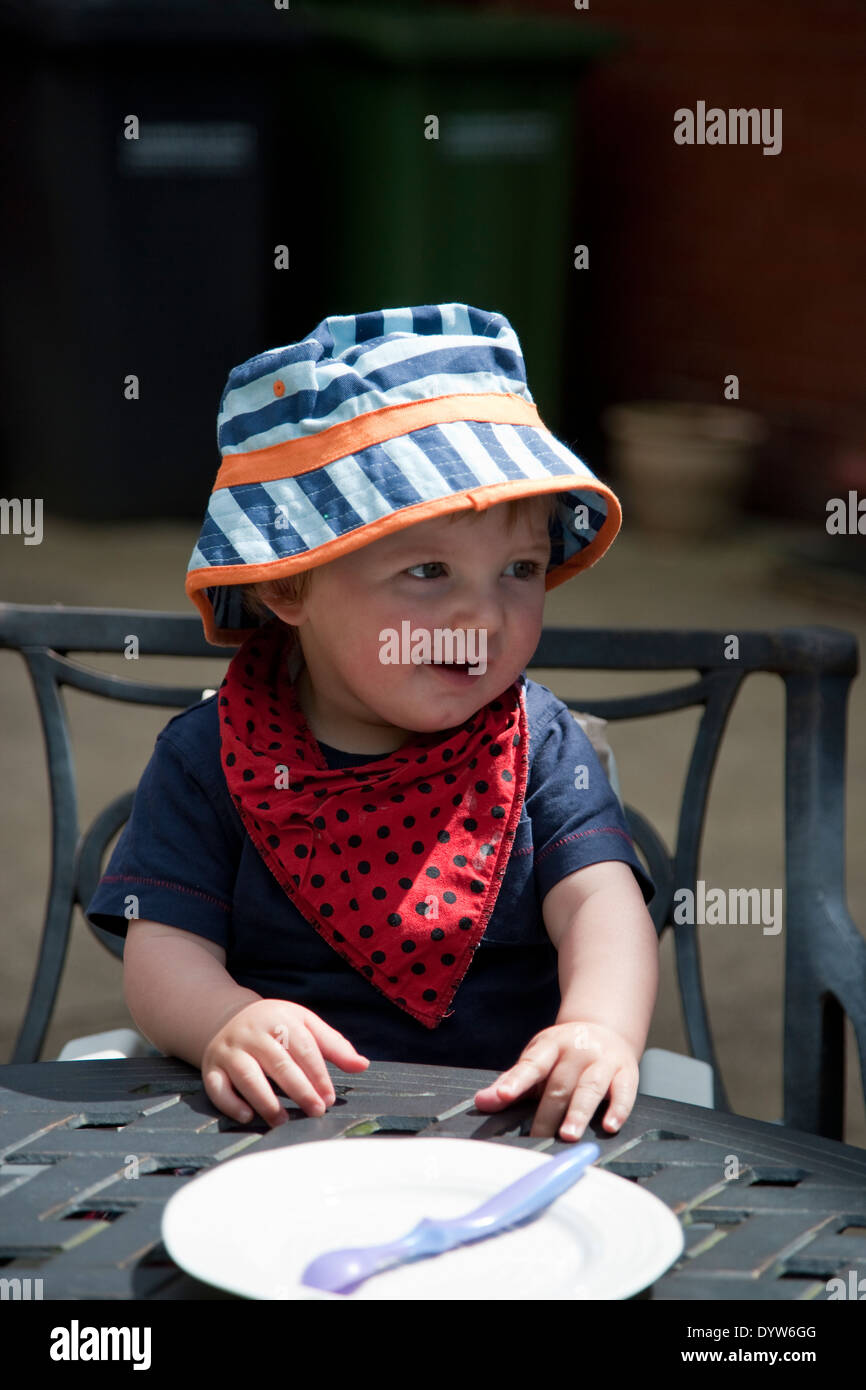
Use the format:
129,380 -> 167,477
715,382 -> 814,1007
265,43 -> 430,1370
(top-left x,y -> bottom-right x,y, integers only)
329,843 -> 342,854
431,928 -> 444,941
451,794 -> 463,806
412,841 -> 424,854
463,817 -> 477,831
422,989 -> 437,1002
385,851 -> 399,865
336,808 -> 349,822
313,816 -> 326,830
242,769 -> 254,782
442,748 -> 453,760
401,940 -> 416,953
390,792 -> 405,803
415,901 -> 428,916
311,873 -> 324,888
489,743 -> 502,756
437,830 -> 450,844
372,886 -> 386,900
348,835 -> 362,848
320,903 -> 333,917
362,965 -> 373,977
226,753 -> 236,766
376,826 -> 390,839
470,880 -> 484,893
388,913 -> 402,926
403,816 -> 415,828
333,929 -> 344,942
458,917 -> 472,930
267,835 -> 280,848
418,782 -> 432,794
340,869 -> 351,884
501,770 -> 513,782
398,878 -> 412,890
349,898 -> 359,911
443,891 -> 456,903
371,951 -> 385,964
491,806 -> 505,819
425,866 -> 440,879
475,781 -> 488,793
356,860 -> 369,874
246,719 -> 255,733
257,801 -> 270,810
359,925 -> 373,938
294,845 -> 308,858
444,773 -> 457,784
441,953 -> 456,965
411,962 -> 426,975
453,854 -> 467,867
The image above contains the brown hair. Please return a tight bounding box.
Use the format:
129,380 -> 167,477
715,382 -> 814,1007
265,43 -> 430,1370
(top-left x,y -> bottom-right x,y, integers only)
240,491 -> 560,619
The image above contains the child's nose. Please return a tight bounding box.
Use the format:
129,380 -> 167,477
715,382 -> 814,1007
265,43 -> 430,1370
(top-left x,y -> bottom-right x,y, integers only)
445,586 -> 502,639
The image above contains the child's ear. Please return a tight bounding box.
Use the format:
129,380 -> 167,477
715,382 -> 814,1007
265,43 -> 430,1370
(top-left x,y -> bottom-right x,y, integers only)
257,584 -> 310,628
260,593 -> 306,626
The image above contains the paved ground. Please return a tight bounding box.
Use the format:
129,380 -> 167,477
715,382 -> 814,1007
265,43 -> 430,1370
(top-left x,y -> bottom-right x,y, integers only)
1,513 -> 864,1146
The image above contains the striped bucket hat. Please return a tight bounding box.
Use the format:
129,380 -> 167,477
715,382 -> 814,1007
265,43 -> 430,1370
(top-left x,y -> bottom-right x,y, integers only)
187,303 -> 623,645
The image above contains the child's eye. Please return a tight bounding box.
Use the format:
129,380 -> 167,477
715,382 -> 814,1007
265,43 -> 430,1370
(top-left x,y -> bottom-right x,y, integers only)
505,560 -> 543,580
405,558 -> 544,581
405,561 -> 447,579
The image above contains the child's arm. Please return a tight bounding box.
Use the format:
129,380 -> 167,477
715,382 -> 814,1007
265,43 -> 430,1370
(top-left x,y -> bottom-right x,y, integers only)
474,861 -> 659,1141
124,919 -> 368,1127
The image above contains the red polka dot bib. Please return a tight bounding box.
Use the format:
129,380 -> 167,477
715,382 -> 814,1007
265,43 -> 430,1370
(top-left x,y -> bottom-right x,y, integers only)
218,621 -> 529,1027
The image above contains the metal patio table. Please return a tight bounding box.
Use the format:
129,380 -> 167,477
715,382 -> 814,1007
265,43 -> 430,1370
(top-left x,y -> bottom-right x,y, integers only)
0,1057 -> 864,1301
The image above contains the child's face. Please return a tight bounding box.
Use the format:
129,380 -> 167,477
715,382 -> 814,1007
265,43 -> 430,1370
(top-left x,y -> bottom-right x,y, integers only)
270,499 -> 553,749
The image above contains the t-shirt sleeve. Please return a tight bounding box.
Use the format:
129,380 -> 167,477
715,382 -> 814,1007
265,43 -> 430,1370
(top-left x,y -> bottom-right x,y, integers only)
525,696 -> 656,907
85,724 -> 239,946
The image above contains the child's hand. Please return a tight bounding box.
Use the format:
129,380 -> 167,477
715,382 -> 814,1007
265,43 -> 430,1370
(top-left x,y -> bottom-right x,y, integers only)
473,1022 -> 639,1142
201,999 -> 369,1128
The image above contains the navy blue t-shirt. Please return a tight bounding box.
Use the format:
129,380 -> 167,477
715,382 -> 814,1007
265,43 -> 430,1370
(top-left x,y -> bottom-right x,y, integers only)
87,676 -> 654,1070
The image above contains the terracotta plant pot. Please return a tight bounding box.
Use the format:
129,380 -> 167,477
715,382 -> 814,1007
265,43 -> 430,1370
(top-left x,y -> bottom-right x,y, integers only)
602,402 -> 766,536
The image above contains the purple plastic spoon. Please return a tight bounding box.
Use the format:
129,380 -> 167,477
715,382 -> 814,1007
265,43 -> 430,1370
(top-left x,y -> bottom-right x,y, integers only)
300,1140 -> 601,1295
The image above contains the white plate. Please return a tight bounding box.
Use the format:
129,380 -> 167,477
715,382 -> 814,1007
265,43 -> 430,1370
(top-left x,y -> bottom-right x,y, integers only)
161,1137 -> 684,1300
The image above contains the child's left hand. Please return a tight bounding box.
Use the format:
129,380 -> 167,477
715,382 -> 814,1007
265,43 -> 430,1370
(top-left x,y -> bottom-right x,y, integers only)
473,1021 -> 639,1141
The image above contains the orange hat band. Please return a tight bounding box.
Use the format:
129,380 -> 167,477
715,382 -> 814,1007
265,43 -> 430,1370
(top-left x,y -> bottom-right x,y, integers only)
213,392 -> 542,491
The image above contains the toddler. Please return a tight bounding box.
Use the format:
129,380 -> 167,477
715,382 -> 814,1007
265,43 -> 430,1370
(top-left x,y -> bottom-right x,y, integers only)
87,303 -> 658,1143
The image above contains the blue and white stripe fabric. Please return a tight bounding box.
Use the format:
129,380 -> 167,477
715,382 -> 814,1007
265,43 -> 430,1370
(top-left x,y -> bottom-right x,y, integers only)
186,303 -> 622,644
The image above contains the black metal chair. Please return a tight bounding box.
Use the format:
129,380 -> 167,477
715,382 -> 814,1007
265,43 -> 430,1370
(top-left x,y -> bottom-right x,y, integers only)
1,602 -> 864,1141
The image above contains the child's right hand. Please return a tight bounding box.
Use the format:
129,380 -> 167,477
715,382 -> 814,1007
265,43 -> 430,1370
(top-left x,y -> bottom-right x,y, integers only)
201,999 -> 369,1128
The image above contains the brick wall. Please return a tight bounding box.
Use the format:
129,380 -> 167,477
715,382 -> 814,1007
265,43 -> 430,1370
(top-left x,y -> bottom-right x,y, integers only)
473,0 -> 866,515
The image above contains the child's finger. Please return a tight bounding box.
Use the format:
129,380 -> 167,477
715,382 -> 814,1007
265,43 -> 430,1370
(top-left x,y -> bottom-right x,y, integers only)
599,1064 -> 640,1134
474,1037 -> 558,1109
262,1027 -> 337,1110
302,1012 -> 371,1072
539,1065 -> 611,1141
203,1063 -> 266,1126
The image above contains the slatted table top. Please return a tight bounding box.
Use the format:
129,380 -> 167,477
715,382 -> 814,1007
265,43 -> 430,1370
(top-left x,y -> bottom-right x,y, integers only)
1,1057 -> 864,1301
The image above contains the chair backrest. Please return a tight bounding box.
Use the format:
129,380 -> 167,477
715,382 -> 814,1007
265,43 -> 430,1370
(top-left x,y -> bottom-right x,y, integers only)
2,603 -> 863,1140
